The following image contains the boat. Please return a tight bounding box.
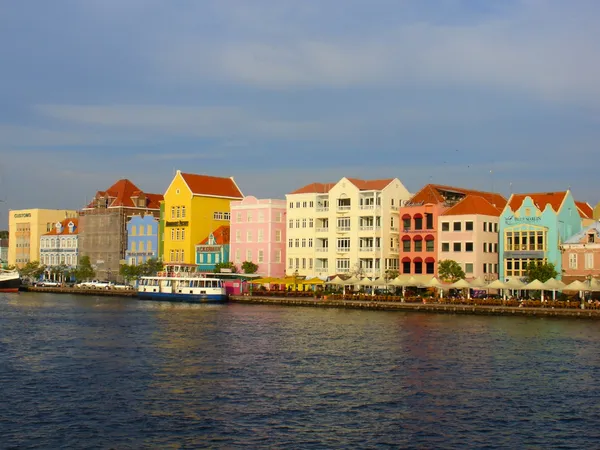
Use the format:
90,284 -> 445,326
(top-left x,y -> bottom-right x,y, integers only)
137,264 -> 228,303
0,268 -> 21,293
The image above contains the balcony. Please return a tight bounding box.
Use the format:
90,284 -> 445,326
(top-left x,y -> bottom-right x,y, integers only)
337,205 -> 351,212
337,268 -> 350,273
389,247 -> 399,254
336,247 -> 351,253
336,226 -> 351,232
316,247 -> 329,252
390,227 -> 399,232
359,247 -> 373,252
391,205 -> 399,211
360,225 -> 373,231
316,207 -> 329,213
316,227 -> 329,233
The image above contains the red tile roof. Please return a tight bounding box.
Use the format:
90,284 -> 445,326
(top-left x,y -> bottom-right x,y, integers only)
180,172 -> 243,199
85,179 -> 163,209
290,178 -> 394,195
409,184 -> 507,208
507,191 -> 567,213
441,195 -> 503,217
198,225 -> 230,245
43,218 -> 79,236
576,201 -> 593,219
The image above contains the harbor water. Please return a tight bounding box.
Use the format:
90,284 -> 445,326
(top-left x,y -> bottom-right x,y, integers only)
1,292 -> 600,449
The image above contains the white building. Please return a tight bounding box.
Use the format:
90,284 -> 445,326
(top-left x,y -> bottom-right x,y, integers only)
285,177 -> 411,279
40,218 -> 79,276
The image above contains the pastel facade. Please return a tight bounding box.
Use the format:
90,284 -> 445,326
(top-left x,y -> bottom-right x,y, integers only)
8,209 -> 78,268
40,218 -> 79,267
286,177 -> 411,278
595,202 -> 600,221
126,214 -> 159,265
229,196 -> 287,278
0,239 -> 8,267
561,221 -> 600,283
195,225 -> 230,272
162,171 -> 243,265
499,191 -> 583,281
398,185 -> 506,277
576,201 -> 595,227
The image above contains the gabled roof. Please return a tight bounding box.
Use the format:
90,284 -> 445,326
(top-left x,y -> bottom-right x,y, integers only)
564,221 -> 600,244
441,195 -> 503,217
180,172 -> 243,199
42,218 -> 79,236
575,201 -> 594,219
85,179 -> 163,209
198,225 -> 230,246
507,191 -> 568,213
408,184 -> 507,208
289,178 -> 394,195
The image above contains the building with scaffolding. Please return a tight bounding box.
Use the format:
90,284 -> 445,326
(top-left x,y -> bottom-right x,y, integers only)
79,179 -> 163,281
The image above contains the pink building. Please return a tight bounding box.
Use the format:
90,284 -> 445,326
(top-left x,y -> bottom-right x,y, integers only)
229,196 -> 287,278
561,221 -> 600,284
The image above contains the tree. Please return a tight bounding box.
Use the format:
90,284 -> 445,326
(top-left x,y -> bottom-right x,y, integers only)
138,258 -> 163,276
0,230 -> 8,239
119,263 -> 141,283
524,261 -> 558,283
241,261 -> 259,274
438,260 -> 465,282
19,261 -> 46,281
213,261 -> 237,274
385,269 -> 399,281
73,255 -> 95,282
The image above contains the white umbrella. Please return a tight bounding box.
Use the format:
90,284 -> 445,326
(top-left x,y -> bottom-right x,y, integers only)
523,279 -> 547,301
327,276 -> 345,285
469,277 -> 487,288
486,279 -> 506,289
356,277 -> 374,286
389,275 -> 412,286
345,275 -> 360,285
372,277 -> 388,286
504,278 -> 526,289
589,278 -> 600,292
449,279 -> 471,289
564,280 -> 589,291
543,278 -> 566,300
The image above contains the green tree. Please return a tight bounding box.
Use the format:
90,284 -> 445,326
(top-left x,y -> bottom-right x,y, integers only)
438,259 -> 465,282
241,261 -> 259,274
0,230 -> 8,239
73,255 -> 95,282
138,258 -> 163,276
213,261 -> 238,274
524,261 -> 558,282
19,261 -> 46,281
119,263 -> 141,283
385,269 -> 399,280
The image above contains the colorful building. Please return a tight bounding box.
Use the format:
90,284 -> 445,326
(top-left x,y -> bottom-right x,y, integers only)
576,201 -> 595,226
162,171 -> 244,265
8,209 -> 78,268
398,185 -> 506,276
561,221 -> 600,283
125,214 -> 159,265
439,196 -> 504,281
40,218 -> 79,280
594,202 -> 600,221
195,225 -> 230,272
229,196 -> 287,278
1,238 -> 9,267
79,179 -> 162,280
499,191 -> 583,282
286,177 -> 412,279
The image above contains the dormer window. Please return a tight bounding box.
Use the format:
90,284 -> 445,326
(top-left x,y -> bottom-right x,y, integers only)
588,233 -> 595,244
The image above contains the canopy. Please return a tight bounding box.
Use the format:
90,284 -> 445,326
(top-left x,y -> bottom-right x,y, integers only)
345,275 -> 360,284
424,277 -> 445,288
356,277 -> 374,286
372,277 -> 388,286
523,279 -> 546,290
251,277 -> 278,284
543,278 -> 566,290
589,278 -> 600,292
564,280 -> 589,291
302,277 -> 325,285
504,278 -> 526,289
486,279 -> 506,289
327,276 -> 346,285
389,275 -> 413,286
468,277 -> 487,288
449,279 -> 471,289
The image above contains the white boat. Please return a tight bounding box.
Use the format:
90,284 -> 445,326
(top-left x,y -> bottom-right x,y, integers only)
0,268 -> 21,293
137,264 -> 227,303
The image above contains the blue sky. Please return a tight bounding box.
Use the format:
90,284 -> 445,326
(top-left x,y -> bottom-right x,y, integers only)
1,0 -> 599,225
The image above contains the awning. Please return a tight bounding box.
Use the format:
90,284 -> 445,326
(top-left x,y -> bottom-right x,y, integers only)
425,257 -> 435,263
413,257 -> 423,263
401,235 -> 411,241
414,213 -> 423,219
402,214 -> 411,219
401,257 -> 411,263
413,235 -> 423,241
425,234 -> 435,241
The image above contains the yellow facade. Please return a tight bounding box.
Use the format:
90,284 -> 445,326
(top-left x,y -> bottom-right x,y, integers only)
8,209 -> 78,268
162,171 -> 240,265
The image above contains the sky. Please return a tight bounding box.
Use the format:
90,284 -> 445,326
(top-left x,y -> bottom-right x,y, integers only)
1,0 -> 599,226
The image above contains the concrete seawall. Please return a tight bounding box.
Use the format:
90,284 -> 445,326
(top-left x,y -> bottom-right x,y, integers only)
22,286 -> 137,297
229,296 -> 600,320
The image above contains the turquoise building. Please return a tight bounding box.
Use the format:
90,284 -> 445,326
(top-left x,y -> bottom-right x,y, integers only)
126,214 -> 159,265
195,225 -> 230,272
499,191 -> 583,281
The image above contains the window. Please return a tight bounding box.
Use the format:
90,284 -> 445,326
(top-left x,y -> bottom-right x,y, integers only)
131,242 -> 137,252
198,254 -> 204,264
289,219 -> 294,229
465,221 -> 473,231
171,207 -> 175,219
147,225 -> 153,235
494,223 -> 498,233
302,201 -> 307,208
426,239 -> 434,252
465,242 -> 473,252
296,202 -> 300,208
309,218 -> 314,228
414,216 -> 423,230
275,250 -> 281,263
247,231 -> 253,242
483,242 -> 487,252
288,239 -> 293,248
336,258 -> 350,271
295,239 -> 300,248
302,219 -> 307,228
275,230 -> 282,242
258,211 -> 264,223
246,249 -> 252,261
171,229 -> 175,240
176,229 -> 181,240
442,242 -> 450,252
302,258 -> 306,269
181,250 -> 185,262
236,230 -> 242,243
453,222 -> 461,231
181,206 -> 186,218
402,261 -> 411,274
235,249 -> 241,263
337,217 -> 351,230
288,258 -> 293,268
295,219 -> 300,228
414,240 -> 422,252
214,212 -> 224,220
453,242 -> 461,252
441,222 -> 450,232
494,243 -> 498,253
258,250 -> 264,263
258,229 -> 264,243
302,238 -> 306,248
131,226 -> 137,236
569,253 -> 578,269
483,222 -> 487,232
426,213 -> 434,230
403,240 -> 410,252
308,238 -> 313,248
170,250 -> 174,262
585,253 -> 594,270
147,241 -> 152,252
337,238 -> 351,251
465,263 -> 473,274
139,241 -> 145,252
237,212 -> 243,223
139,226 -> 145,236
295,258 -> 300,269
310,201 -> 314,208
403,217 -> 411,230
176,206 -> 181,218
309,258 -> 313,269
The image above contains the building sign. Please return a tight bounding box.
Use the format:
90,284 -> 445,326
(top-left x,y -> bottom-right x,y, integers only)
165,220 -> 189,227
197,245 -> 220,253
14,213 -> 31,218
504,251 -> 545,259
504,215 -> 542,225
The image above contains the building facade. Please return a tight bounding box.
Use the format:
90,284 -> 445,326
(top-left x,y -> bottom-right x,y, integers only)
125,214 -> 159,265
286,177 -> 411,279
229,196 -> 287,278
8,209 -> 78,268
162,171 -> 243,265
0,238 -> 8,267
195,225 -> 230,272
561,221 -> 600,283
40,218 -> 79,280
438,196 -> 503,281
79,179 -> 162,280
499,191 -> 583,281
398,185 -> 506,277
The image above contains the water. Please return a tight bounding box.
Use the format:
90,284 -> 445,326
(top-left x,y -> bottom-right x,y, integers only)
1,293 -> 600,449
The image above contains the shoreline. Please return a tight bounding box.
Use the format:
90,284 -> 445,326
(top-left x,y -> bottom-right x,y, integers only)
15,287 -> 600,319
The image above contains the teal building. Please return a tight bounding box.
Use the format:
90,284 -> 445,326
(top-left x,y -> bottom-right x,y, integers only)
499,191 -> 583,281
195,225 -> 230,272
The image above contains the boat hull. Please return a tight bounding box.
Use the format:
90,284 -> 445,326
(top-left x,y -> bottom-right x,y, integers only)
137,291 -> 228,303
0,275 -> 21,293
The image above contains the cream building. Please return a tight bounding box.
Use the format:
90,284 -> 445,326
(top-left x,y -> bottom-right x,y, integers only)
8,209 -> 78,268
285,177 -> 411,279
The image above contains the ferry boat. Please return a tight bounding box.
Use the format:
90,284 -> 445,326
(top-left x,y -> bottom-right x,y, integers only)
0,268 -> 21,293
137,264 -> 228,303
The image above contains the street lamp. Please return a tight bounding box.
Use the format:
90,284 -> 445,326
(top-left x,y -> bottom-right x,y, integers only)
293,269 -> 299,292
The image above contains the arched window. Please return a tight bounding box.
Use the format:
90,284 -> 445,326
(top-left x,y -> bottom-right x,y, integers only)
131,242 -> 137,252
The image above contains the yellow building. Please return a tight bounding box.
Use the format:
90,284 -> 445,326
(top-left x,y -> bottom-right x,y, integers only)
162,170 -> 244,265
8,209 -> 78,268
